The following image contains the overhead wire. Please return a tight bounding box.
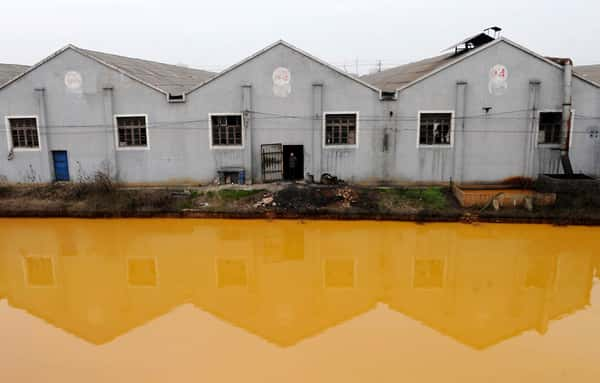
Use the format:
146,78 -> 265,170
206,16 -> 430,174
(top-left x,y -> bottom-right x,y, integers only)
0,108 -> 599,136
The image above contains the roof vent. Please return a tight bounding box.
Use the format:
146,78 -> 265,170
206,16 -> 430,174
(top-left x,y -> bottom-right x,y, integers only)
484,26 -> 503,39
381,91 -> 396,101
168,93 -> 185,103
444,29 -> 499,56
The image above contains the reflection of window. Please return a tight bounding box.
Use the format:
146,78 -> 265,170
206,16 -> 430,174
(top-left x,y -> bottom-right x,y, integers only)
525,255 -> 553,288
24,256 -> 54,287
413,256 -> 445,288
217,258 -> 248,287
127,257 -> 157,287
262,233 -> 304,263
324,258 -> 355,288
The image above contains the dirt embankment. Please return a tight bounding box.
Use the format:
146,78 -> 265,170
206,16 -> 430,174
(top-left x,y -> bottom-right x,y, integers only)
1,179 -> 600,225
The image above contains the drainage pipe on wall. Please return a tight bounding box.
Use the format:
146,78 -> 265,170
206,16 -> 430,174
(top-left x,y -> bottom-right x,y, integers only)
561,59 -> 574,175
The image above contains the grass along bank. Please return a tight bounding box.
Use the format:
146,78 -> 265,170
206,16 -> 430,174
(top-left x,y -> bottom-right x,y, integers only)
1,177 -> 600,224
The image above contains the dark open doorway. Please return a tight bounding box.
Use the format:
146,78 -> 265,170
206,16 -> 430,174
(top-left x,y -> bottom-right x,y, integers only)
283,145 -> 304,181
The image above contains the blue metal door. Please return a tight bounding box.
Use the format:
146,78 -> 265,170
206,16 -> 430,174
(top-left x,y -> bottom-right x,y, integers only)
52,151 -> 70,181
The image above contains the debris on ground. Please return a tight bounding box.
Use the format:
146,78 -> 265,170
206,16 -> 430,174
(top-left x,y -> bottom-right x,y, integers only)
254,193 -> 275,208
320,173 -> 344,185
336,187 -> 358,208
3,181 -> 600,225
273,185 -> 338,210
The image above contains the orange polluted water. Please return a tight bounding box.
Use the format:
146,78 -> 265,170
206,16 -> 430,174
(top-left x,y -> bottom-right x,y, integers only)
0,219 -> 599,383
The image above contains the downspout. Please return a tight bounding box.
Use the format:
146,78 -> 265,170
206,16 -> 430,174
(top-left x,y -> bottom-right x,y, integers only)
561,59 -> 574,175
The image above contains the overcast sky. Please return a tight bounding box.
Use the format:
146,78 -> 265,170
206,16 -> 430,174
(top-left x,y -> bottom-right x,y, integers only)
1,0 -> 598,74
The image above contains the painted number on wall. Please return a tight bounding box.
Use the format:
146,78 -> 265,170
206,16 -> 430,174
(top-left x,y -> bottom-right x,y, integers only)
488,64 -> 508,96
273,67 -> 291,98
64,70 -> 83,91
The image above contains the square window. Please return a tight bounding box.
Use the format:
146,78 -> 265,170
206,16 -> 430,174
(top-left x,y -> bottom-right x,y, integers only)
419,113 -> 452,146
9,117 -> 39,149
211,115 -> 243,146
116,116 -> 148,148
538,112 -> 563,145
325,113 -> 357,146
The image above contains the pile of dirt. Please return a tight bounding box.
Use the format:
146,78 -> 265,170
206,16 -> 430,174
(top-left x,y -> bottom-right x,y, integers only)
271,185 -> 380,211
273,185 -> 339,210
351,188 -> 380,210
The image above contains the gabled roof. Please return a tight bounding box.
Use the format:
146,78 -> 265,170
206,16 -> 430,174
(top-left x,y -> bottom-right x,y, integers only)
575,64 -> 600,84
186,40 -> 381,96
361,53 -> 456,92
8,300 -> 179,345
77,47 -> 216,95
194,301 -> 376,347
0,63 -> 29,86
362,37 -> 600,93
0,45 -> 216,96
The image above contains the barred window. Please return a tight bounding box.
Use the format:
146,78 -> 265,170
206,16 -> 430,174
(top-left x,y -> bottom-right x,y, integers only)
116,116 -> 148,148
9,117 -> 39,149
325,113 -> 357,146
211,115 -> 243,146
538,112 -> 563,145
419,113 -> 452,146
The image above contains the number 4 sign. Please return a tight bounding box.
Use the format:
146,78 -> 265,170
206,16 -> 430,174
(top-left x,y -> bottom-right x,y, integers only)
489,64 -> 509,96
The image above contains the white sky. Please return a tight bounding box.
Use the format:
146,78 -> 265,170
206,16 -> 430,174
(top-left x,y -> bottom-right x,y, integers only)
1,0 -> 598,74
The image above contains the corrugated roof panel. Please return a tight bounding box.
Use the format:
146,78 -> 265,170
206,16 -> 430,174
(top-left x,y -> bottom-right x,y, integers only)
0,63 -> 30,86
360,53 -> 455,92
575,65 -> 600,84
77,48 -> 216,95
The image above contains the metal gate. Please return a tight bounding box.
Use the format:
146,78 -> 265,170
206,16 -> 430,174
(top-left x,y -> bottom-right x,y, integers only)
261,143 -> 283,182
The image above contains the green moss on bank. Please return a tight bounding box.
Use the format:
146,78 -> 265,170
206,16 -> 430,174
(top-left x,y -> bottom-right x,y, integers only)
217,189 -> 264,200
381,187 -> 447,210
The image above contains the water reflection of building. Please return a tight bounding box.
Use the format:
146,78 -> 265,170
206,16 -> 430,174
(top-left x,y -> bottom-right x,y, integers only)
192,222 -> 383,346
382,225 -> 595,349
0,220 -> 200,344
0,254 -> 6,302
0,220 -> 596,348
